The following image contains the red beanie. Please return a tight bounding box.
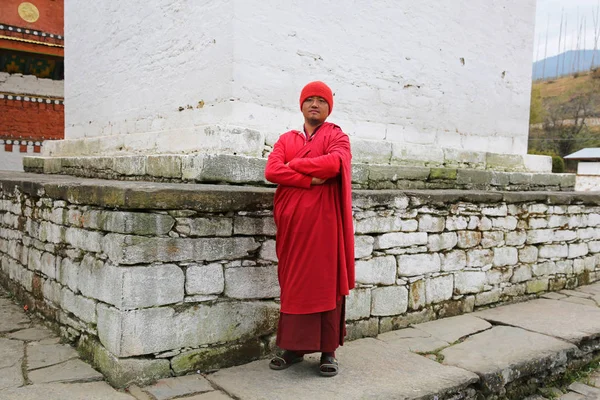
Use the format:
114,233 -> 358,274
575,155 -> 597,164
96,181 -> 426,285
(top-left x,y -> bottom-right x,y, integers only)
299,81 -> 333,115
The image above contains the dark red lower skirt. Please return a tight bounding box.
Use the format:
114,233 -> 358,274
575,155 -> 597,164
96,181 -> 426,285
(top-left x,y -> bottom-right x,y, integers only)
276,297 -> 346,354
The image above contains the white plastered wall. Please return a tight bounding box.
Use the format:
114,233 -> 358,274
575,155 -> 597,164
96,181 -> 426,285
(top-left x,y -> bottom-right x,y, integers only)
58,0 -> 536,158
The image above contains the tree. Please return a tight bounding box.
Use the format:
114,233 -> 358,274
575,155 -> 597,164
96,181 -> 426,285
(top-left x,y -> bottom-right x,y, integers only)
543,79 -> 599,157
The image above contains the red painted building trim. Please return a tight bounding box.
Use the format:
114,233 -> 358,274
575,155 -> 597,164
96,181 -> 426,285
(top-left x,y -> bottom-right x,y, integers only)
0,95 -> 64,141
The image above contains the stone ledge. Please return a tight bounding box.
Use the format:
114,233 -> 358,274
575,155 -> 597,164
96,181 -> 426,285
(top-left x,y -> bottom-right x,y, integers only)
0,172 -> 594,212
23,154 -> 573,192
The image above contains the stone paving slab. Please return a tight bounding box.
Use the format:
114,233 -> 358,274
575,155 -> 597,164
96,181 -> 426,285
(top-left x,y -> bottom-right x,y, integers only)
568,382 -> 600,397
575,283 -> 600,295
28,359 -> 104,384
558,393 -> 586,400
541,292 -> 568,300
474,299 -> 600,344
0,338 -> 23,369
441,326 -> 577,393
0,365 -> 24,390
560,297 -> 599,308
207,338 -> 479,400
183,391 -> 234,400
27,342 -> 80,370
0,381 -> 135,400
411,315 -> 492,344
376,327 -> 450,353
7,326 -> 55,341
0,301 -> 31,332
560,289 -> 593,299
143,374 -> 215,400
590,370 -> 600,387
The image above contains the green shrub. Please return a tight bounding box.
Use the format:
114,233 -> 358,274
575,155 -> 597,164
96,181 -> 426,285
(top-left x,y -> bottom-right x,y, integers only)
529,150 -> 565,173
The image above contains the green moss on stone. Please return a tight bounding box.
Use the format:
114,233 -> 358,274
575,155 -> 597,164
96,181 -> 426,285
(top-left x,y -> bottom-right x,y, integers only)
171,338 -> 263,375
428,168 -> 457,180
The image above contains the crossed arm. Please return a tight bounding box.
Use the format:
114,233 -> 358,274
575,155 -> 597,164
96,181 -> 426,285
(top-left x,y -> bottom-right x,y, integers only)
265,134 -> 349,188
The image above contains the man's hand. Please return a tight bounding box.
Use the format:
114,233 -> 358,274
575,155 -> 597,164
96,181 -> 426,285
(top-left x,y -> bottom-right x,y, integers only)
311,177 -> 326,185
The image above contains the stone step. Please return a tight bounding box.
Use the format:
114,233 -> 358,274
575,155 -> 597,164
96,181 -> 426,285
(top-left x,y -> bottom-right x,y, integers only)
23,154 -> 575,192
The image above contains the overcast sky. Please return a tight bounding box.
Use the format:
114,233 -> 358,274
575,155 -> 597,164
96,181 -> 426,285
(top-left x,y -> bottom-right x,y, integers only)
533,0 -> 600,61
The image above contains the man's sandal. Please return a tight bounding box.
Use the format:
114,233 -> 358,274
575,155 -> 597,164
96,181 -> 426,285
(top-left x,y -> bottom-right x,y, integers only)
269,351 -> 304,370
319,355 -> 339,377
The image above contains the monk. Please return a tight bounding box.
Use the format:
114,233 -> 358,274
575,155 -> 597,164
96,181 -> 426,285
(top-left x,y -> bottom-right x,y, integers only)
265,81 -> 355,377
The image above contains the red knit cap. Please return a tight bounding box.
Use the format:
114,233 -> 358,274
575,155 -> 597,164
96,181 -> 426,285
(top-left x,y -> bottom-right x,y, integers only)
299,81 -> 334,115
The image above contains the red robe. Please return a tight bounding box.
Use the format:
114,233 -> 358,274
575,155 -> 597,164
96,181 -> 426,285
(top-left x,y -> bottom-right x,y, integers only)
265,122 -> 355,315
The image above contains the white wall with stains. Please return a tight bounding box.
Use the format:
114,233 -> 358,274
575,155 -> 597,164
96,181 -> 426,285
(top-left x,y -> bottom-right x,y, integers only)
58,0 -> 537,157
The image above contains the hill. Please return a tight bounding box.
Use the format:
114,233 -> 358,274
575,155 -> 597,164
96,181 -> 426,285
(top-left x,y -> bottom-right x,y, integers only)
528,69 -> 600,168
532,49 -> 600,81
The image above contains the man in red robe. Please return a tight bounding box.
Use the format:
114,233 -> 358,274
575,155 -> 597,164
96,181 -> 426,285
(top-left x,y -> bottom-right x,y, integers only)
265,81 -> 355,377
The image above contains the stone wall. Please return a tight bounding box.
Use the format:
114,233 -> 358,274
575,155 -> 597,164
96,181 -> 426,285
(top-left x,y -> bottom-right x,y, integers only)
1,172 -> 599,386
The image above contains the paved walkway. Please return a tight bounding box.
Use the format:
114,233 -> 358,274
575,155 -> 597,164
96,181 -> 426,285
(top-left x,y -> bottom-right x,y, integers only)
1,284 -> 600,400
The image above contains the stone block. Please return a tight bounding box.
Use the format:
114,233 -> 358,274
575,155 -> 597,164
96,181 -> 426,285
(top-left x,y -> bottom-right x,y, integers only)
346,288 -> 372,320
538,244 -> 568,259
475,289 -> 501,306
555,260 -> 573,274
146,155 -> 182,178
568,243 -> 588,259
532,261 -> 557,277
170,338 -> 263,376
587,241 -> 600,253
529,218 -> 548,229
445,216 -> 468,231
519,246 -> 538,263
355,235 -> 374,259
503,283 -> 526,297
112,156 -> 147,176
485,268 -> 512,285
457,231 -> 481,248
233,216 -> 276,236
440,250 -> 467,272
78,336 -> 171,388
373,232 -> 427,249
224,265 -> 279,299
425,275 -> 453,304
175,217 -> 233,237
96,301 -> 279,357
481,204 -> 508,217
60,287 -> 97,324
427,232 -> 457,252
192,154 -> 268,184
548,215 -> 568,228
58,258 -> 79,293
185,263 -> 224,295
505,231 -> 526,246
355,216 -> 403,234
481,231 -> 504,248
454,271 -> 486,294
345,318 -> 379,341
102,234 -> 260,264
355,256 -> 397,285
408,280 -> 425,310
466,249 -> 493,267
65,227 -> 103,253
417,215 -> 445,232
79,256 -> 184,309
526,278 -> 549,293
493,247 -> 518,267
40,252 -> 57,280
27,247 -> 42,272
490,216 -> 518,231
554,230 -> 577,242
83,210 -> 175,235
526,229 -> 554,244
397,253 -> 441,276
511,265 -> 532,283
259,240 -> 277,262
371,286 -> 408,316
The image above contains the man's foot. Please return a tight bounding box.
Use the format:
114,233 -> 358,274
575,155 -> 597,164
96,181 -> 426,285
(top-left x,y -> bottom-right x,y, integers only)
269,350 -> 304,370
319,354 -> 338,377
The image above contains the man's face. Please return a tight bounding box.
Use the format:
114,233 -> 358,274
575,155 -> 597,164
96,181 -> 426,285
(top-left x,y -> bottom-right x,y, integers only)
301,96 -> 329,125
